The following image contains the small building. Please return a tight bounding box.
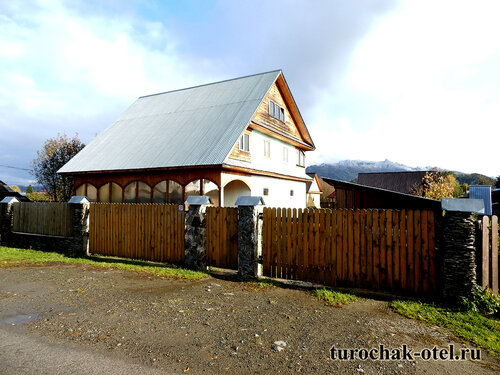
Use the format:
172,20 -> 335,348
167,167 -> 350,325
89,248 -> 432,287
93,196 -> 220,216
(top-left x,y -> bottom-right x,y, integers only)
58,71 -> 315,207
469,185 -> 493,216
0,181 -> 29,202
357,171 -> 430,195
306,173 -> 322,208
323,178 -> 440,211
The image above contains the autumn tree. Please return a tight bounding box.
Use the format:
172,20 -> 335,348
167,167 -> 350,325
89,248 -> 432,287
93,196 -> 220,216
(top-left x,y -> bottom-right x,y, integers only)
9,185 -> 21,193
421,170 -> 462,200
26,184 -> 34,194
31,134 -> 85,202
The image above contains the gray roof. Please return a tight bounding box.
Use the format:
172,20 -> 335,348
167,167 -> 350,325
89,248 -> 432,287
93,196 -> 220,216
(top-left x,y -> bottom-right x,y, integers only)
59,70 -> 282,174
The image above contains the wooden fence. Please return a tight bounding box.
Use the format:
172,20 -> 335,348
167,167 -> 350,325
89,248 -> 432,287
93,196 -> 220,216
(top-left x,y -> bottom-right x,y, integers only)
89,203 -> 185,263
478,215 -> 499,294
12,202 -> 73,237
206,207 -> 238,269
262,208 -> 437,296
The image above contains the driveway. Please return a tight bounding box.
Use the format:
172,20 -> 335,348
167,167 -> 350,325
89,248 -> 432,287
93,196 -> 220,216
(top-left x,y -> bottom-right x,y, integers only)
0,264 -> 498,374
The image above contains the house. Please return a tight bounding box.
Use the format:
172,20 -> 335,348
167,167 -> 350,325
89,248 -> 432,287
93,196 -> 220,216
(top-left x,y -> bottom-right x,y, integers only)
306,173 -> 322,208
0,181 -> 30,202
58,70 -> 315,208
357,171 -> 430,195
323,177 -> 441,211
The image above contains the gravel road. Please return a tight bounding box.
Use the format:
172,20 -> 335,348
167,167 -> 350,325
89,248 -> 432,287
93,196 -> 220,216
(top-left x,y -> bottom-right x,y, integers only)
0,264 -> 498,374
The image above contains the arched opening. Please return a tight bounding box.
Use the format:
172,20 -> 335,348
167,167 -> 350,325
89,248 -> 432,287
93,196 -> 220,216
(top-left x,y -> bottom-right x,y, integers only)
124,181 -> 152,203
223,180 -> 250,207
203,179 -> 220,206
75,183 -> 97,202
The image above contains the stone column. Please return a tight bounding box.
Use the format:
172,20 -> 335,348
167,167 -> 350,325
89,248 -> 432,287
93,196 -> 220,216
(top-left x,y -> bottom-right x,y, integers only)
68,196 -> 90,255
184,196 -> 211,271
0,197 -> 19,245
441,211 -> 477,302
236,196 -> 264,279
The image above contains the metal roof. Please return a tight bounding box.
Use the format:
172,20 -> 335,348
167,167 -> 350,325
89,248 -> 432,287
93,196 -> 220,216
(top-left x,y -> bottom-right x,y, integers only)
442,198 -> 485,214
469,185 -> 492,215
59,70 -> 282,174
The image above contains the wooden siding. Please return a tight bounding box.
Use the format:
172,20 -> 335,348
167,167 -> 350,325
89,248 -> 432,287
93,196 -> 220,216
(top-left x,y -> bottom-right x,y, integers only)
262,208 -> 438,296
89,203 -> 185,263
252,82 -> 302,142
206,207 -> 238,269
12,202 -> 73,237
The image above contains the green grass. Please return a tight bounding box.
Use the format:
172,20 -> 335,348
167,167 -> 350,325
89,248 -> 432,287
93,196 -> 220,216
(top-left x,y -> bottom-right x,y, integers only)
311,287 -> 357,306
0,246 -> 208,280
391,299 -> 500,354
244,278 -> 282,290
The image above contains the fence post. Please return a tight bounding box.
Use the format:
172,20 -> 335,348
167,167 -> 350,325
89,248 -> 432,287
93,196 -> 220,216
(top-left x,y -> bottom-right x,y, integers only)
236,196 -> 265,279
68,196 -> 90,255
441,211 -> 477,302
0,197 -> 19,245
184,196 -> 211,271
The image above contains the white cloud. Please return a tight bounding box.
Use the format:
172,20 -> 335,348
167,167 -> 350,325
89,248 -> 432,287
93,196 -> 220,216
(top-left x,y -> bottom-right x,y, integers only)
308,0 -> 500,177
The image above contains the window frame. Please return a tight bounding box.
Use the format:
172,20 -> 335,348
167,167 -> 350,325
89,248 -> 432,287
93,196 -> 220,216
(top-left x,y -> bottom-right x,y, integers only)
239,133 -> 250,152
297,149 -> 305,167
264,139 -> 271,158
269,100 -> 285,122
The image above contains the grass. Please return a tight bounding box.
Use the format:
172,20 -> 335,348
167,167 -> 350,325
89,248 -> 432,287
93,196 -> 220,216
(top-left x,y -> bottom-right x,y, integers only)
0,246 -> 208,280
244,278 -> 283,291
311,287 -> 357,306
391,299 -> 500,354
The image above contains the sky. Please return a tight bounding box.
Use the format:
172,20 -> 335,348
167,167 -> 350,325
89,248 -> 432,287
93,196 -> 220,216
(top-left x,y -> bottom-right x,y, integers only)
1,0 -> 499,187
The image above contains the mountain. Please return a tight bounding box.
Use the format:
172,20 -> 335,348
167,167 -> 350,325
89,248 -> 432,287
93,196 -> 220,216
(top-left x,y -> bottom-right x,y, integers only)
306,159 -> 495,186
306,159 -> 428,182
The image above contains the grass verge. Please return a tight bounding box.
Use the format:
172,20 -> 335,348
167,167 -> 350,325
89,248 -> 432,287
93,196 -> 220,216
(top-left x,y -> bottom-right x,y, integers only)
311,287 -> 357,306
391,299 -> 500,354
0,246 -> 208,280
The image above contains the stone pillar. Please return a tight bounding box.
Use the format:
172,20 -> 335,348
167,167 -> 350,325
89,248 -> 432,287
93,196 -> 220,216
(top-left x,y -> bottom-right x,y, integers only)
236,196 -> 264,279
184,196 -> 211,271
441,211 -> 477,302
0,197 -> 18,245
68,196 -> 90,255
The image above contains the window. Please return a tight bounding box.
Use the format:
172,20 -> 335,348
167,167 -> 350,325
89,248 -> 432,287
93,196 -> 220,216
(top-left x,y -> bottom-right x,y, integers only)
264,139 -> 271,158
283,146 -> 288,163
297,150 -> 305,167
263,188 -> 269,196
239,133 -> 249,152
269,100 -> 285,122
290,190 -> 294,197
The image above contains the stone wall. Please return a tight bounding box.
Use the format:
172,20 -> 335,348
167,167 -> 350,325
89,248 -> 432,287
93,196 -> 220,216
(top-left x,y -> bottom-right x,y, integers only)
237,206 -> 260,278
0,201 -> 89,255
441,211 -> 477,302
184,204 -> 207,271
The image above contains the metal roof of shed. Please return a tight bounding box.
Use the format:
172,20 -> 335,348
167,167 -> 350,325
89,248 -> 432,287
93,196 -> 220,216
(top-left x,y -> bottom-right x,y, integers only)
59,70 -> 282,174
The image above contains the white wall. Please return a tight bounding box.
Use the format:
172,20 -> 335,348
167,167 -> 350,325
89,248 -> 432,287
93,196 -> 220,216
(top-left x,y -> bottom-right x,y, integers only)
246,130 -> 307,178
221,172 -> 306,208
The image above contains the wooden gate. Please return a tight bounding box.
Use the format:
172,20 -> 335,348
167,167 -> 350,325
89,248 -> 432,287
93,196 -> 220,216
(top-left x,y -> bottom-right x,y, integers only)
206,207 -> 238,269
89,203 -> 185,263
262,208 -> 438,296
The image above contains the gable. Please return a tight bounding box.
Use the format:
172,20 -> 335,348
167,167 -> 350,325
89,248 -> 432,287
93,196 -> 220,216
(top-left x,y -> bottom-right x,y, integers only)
249,74 -> 314,150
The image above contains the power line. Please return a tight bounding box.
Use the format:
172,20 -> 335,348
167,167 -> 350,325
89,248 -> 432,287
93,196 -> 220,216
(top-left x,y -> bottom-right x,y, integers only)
0,164 -> 31,171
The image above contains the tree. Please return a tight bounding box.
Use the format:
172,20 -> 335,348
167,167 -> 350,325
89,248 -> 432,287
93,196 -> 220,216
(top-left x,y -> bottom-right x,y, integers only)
9,185 -> 21,193
421,170 -> 462,200
31,134 -> 85,202
26,184 -> 34,194
495,176 -> 500,189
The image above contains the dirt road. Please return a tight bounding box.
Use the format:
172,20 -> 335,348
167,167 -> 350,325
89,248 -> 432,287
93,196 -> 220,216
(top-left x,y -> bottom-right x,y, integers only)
0,264 -> 498,374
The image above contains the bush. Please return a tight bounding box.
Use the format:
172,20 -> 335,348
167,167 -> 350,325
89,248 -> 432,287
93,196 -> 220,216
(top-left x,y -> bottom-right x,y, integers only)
459,286 -> 500,317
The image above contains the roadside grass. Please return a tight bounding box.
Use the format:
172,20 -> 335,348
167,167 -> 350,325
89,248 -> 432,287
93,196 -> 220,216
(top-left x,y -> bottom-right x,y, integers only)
244,278 -> 282,291
391,299 -> 500,354
0,246 -> 208,280
311,287 -> 357,306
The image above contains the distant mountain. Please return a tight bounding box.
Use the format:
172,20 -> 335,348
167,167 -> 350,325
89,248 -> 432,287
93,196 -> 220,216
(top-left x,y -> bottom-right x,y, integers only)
306,159 -> 495,186
306,159 -> 429,182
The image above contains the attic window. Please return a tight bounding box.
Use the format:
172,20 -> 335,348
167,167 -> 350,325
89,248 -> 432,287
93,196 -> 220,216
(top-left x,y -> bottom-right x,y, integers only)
269,100 -> 285,122
239,134 -> 249,152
